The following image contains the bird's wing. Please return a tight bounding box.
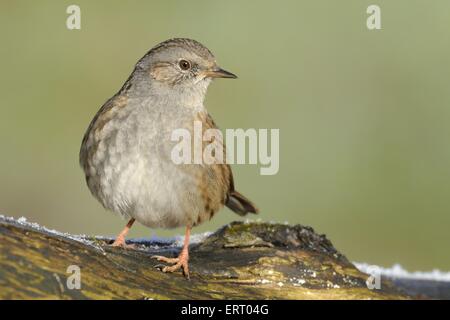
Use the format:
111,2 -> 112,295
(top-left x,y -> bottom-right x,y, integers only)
80,94 -> 128,171
203,113 -> 258,215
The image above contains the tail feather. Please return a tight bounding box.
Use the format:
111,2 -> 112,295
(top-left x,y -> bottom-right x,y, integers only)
226,191 -> 259,216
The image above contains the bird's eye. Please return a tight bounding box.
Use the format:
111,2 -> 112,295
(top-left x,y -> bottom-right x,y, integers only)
179,59 -> 191,71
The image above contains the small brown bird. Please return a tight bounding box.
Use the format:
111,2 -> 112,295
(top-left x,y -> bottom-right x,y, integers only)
79,38 -> 258,278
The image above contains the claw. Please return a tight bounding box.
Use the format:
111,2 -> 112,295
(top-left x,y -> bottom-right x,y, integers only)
110,218 -> 136,249
151,226 -> 191,279
153,263 -> 167,270
151,255 -> 179,264
111,236 -> 136,249
152,253 -> 190,279
161,259 -> 190,279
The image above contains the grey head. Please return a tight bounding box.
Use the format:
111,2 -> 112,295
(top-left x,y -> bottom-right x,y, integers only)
122,38 -> 237,106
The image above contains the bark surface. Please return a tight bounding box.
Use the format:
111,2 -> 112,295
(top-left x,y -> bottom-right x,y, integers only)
0,216 -> 409,299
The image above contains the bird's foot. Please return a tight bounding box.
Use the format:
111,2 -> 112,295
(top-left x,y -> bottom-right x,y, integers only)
152,252 -> 190,279
111,236 -> 136,249
152,255 -> 180,264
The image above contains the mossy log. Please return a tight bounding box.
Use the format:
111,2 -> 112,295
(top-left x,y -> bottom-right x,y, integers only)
0,216 -> 408,299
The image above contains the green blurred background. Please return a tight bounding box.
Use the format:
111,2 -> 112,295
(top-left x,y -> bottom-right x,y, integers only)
1,0 -> 449,271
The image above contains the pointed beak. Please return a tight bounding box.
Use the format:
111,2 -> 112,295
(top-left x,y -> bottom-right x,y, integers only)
204,67 -> 237,79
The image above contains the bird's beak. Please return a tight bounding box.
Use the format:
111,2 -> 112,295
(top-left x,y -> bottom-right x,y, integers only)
204,67 -> 237,79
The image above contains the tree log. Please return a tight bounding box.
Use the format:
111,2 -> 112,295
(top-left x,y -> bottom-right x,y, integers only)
0,216 -> 409,299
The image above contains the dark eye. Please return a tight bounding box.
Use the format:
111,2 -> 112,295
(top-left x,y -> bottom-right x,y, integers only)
179,59 -> 191,70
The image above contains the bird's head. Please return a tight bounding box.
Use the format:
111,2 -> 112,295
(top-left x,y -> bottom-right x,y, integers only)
130,38 -> 236,105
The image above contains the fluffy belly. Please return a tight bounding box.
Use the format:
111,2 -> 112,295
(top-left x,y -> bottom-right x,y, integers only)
96,153 -> 204,228
83,102 -> 215,229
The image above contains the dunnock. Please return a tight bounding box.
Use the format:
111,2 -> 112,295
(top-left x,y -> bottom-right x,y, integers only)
79,38 -> 258,278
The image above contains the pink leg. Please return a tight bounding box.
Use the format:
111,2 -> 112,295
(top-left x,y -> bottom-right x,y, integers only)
112,218 -> 135,248
152,226 -> 191,279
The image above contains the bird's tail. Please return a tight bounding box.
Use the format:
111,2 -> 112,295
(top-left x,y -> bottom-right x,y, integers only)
226,191 -> 259,216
